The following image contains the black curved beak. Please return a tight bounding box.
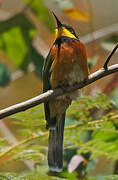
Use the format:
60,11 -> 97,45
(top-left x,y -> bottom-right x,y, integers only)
52,12 -> 62,28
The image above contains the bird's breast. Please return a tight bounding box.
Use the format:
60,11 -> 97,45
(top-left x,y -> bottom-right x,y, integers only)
50,40 -> 88,89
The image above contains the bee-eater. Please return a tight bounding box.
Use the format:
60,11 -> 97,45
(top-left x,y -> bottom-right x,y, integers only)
42,12 -> 89,172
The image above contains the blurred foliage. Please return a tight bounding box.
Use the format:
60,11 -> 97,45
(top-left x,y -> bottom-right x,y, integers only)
0,0 -> 55,86
111,88 -> 118,110
31,46 -> 44,77
0,13 -> 34,70
1,173 -> 118,180
0,27 -> 28,67
88,55 -> 99,69
0,12 -> 45,76
0,94 -> 118,179
0,61 -> 10,86
0,0 -> 93,87
0,171 -> 65,180
101,34 -> 118,52
25,0 -> 54,32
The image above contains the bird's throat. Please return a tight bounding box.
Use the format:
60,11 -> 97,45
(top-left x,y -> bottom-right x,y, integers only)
55,27 -> 77,40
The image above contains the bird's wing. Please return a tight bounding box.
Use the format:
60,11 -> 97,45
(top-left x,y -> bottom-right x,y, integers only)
78,41 -> 89,77
42,49 -> 54,124
42,50 -> 54,92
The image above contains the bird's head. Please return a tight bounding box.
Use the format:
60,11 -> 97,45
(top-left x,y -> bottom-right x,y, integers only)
52,12 -> 79,40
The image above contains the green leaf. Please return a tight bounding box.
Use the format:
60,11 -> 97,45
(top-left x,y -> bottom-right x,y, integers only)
0,27 -> 28,67
0,61 -> 10,86
0,138 -> 7,147
0,171 -> 65,180
11,105 -> 45,137
111,88 -> 118,109
60,170 -> 78,180
0,13 -> 35,71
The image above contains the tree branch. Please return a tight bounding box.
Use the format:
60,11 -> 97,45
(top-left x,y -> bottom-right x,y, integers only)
104,43 -> 118,69
0,64 -> 118,120
0,132 -> 48,159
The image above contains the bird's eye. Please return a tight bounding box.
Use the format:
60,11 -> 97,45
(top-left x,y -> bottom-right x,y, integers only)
69,27 -> 77,37
66,26 -> 73,33
66,26 -> 76,36
70,29 -> 75,34
69,27 -> 75,34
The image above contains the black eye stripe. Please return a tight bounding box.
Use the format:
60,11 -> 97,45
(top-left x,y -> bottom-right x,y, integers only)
62,24 -> 78,39
65,26 -> 75,33
68,28 -> 74,33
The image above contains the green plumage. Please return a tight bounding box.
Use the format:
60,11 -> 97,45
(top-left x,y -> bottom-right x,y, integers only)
42,51 -> 53,92
42,51 -> 53,126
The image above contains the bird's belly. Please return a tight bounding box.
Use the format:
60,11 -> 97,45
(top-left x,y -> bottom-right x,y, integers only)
65,63 -> 85,86
50,61 -> 85,101
50,61 -> 85,89
49,62 -> 85,120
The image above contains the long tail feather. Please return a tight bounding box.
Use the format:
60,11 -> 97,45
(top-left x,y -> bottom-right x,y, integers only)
48,113 -> 65,172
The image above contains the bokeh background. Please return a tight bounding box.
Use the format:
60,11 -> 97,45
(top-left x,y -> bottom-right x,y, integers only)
0,0 -> 118,179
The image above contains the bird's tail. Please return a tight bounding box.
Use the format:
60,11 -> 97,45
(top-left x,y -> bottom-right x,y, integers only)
48,113 -> 65,172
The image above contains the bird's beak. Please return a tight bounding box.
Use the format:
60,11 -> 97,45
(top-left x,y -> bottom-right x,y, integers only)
52,12 -> 62,28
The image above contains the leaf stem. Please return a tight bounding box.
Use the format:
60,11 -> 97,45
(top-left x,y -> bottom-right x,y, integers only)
0,132 -> 48,159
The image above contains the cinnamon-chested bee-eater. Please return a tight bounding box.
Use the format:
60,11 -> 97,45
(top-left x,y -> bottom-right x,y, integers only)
42,12 -> 89,172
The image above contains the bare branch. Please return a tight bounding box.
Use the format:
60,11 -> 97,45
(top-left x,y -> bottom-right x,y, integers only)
0,64 -> 118,120
104,44 -> 118,69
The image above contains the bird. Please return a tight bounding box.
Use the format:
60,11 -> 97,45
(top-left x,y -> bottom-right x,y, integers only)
42,12 -> 89,172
